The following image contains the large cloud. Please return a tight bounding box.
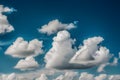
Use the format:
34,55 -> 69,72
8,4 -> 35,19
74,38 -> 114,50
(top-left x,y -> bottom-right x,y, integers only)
5,37 -> 43,58
0,5 -> 15,34
14,56 -> 39,71
45,30 -> 112,69
44,30 -> 76,69
38,19 -> 76,35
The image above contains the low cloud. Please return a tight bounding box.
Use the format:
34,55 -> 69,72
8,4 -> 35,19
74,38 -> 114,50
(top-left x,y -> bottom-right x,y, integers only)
0,70 -> 120,80
54,72 -> 78,80
0,5 -> 15,34
5,37 -> 43,58
14,56 -> 39,71
35,74 -> 48,80
0,73 -> 17,80
38,19 -> 76,35
45,30 -> 112,69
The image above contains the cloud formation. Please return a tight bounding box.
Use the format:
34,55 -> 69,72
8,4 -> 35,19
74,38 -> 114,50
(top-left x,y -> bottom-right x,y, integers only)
79,72 -> 95,80
0,73 -> 17,80
35,74 -> 48,80
0,70 -> 120,80
45,30 -> 76,69
5,37 -> 43,58
38,19 -> 76,35
0,5 -> 15,34
54,72 -> 78,80
45,30 -> 112,69
14,56 -> 39,71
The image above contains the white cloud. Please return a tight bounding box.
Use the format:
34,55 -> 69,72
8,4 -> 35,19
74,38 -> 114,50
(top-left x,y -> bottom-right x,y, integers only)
38,19 -> 76,35
111,57 -> 118,66
95,74 -> 107,80
5,37 -> 43,58
44,30 -> 76,69
97,57 -> 119,72
54,72 -> 78,80
0,73 -> 17,80
79,72 -> 94,80
0,70 -> 120,80
35,74 -> 48,80
45,31 -> 112,69
70,37 -> 111,64
0,5 -> 15,34
14,56 -> 39,71
97,63 -> 109,72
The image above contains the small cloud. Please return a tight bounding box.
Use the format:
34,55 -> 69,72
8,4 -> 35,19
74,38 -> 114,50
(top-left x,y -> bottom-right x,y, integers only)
35,74 -> 48,80
79,72 -> 94,80
97,63 -> 109,72
38,19 -> 76,35
0,5 -> 15,34
5,37 -> 43,58
95,74 -> 108,80
14,56 -> 39,71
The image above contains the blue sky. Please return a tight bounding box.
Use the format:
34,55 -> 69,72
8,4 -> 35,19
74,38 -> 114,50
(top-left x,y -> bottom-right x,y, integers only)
0,0 -> 120,79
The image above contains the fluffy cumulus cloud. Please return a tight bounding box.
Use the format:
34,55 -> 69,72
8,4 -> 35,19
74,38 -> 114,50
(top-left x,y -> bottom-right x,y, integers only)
0,70 -> 120,80
95,74 -> 107,80
5,37 -> 43,58
45,30 -> 112,69
54,72 -> 78,80
35,74 -> 48,80
0,5 -> 15,34
79,72 -> 95,80
38,19 -> 76,35
0,73 -> 17,80
70,37 -> 111,64
44,30 -> 76,69
14,56 -> 39,71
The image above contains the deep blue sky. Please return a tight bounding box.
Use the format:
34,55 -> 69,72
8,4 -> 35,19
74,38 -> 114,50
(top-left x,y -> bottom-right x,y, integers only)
0,0 -> 120,74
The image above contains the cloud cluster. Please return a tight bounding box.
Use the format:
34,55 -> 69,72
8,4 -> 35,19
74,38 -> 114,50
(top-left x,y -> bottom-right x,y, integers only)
5,37 -> 43,71
14,56 -> 39,71
0,73 -> 17,80
5,37 -> 43,58
54,72 -> 78,80
0,5 -> 15,34
0,70 -> 120,80
45,30 -> 112,69
38,19 -> 76,35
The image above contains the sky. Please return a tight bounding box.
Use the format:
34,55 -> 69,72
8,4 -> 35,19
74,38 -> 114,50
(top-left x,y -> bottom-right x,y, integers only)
0,0 -> 120,80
